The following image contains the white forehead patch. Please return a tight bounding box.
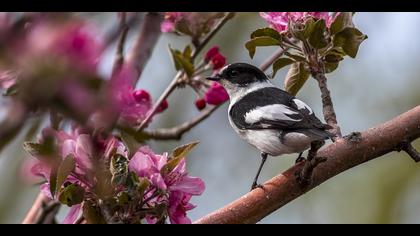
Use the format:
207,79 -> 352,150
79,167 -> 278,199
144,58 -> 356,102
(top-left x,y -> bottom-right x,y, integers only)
218,64 -> 230,74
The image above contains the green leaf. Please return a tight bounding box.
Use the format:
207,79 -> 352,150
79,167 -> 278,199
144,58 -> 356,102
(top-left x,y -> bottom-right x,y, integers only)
333,27 -> 367,58
110,154 -> 129,186
303,18 -> 316,39
55,154 -> 76,196
136,177 -> 151,201
23,136 -> 56,158
324,54 -> 344,63
284,52 -> 306,62
245,36 -> 280,59
168,46 -> 195,77
126,171 -> 140,190
272,58 -> 295,78
120,131 -> 141,157
183,45 -> 192,62
23,142 -> 43,157
308,19 -> 328,49
324,62 -> 340,74
161,141 -> 200,175
284,62 -> 310,96
58,183 -> 85,207
250,27 -> 281,41
49,166 -> 58,198
83,202 -> 106,224
330,12 -> 354,35
3,84 -> 19,96
116,191 -> 130,206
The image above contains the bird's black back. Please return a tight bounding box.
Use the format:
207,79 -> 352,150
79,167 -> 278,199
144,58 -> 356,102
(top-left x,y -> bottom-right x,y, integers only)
229,87 -> 330,132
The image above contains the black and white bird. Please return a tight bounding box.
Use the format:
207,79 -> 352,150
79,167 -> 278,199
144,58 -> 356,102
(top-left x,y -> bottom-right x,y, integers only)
207,63 -> 332,190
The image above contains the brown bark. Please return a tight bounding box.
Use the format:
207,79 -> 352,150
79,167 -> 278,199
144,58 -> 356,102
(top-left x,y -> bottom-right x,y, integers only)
195,105 -> 420,224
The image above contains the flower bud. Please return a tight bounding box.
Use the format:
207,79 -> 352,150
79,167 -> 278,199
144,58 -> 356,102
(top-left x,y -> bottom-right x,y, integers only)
195,98 -> 206,110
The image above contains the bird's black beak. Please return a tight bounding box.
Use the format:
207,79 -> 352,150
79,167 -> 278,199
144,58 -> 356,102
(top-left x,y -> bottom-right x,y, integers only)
206,74 -> 221,81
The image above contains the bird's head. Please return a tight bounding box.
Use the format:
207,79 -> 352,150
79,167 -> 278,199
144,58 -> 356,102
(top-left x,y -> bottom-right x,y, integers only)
206,63 -> 272,99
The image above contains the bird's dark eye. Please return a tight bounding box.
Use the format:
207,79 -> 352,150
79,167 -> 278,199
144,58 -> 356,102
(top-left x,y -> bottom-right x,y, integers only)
229,70 -> 239,77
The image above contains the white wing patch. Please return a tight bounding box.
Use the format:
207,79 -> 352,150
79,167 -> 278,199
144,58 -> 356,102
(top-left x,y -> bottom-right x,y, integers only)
244,104 -> 301,124
293,99 -> 313,115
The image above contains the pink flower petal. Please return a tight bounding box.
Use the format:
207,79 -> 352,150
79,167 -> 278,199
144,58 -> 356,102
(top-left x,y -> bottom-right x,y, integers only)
204,82 -> 229,105
75,134 -> 94,170
170,176 -> 205,195
40,183 -> 53,199
128,152 -> 156,177
62,204 -> 82,224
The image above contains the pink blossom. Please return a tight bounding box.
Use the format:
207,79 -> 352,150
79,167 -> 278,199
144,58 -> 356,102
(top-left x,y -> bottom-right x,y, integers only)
204,46 -> 227,71
195,98 -> 206,110
128,146 -> 205,224
204,82 -> 229,105
260,12 -> 334,33
161,12 -> 185,33
111,66 -> 152,126
161,12 -> 223,38
25,20 -> 103,72
104,136 -> 128,159
0,70 -> 17,90
168,192 -> 196,224
30,127 -> 95,199
204,46 -> 220,62
211,54 -> 226,70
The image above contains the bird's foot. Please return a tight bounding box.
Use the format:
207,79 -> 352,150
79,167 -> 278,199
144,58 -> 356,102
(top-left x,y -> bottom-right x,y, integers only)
295,156 -> 327,187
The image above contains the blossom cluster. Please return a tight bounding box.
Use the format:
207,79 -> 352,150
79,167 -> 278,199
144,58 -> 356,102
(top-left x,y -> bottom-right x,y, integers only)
27,126 -> 204,224
260,12 -> 338,33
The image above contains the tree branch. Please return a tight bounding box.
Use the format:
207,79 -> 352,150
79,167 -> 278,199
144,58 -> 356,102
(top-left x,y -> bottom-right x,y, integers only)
194,105 -> 420,224
311,70 -> 342,140
126,12 -> 163,85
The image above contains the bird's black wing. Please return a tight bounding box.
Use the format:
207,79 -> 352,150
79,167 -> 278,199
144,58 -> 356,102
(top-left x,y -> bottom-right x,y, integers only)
229,87 -> 331,131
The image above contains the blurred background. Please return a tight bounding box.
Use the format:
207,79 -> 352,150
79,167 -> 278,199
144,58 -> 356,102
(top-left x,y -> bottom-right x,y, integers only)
1,12 -> 420,224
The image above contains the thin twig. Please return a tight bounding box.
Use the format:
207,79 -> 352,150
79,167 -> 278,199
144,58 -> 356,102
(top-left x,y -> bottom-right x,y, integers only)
191,12 -> 235,60
397,140 -> 420,162
143,105 -> 220,140
259,47 -> 288,72
111,12 -> 129,76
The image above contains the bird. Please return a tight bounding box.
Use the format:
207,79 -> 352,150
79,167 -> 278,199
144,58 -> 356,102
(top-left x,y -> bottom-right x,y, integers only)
206,63 -> 332,190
